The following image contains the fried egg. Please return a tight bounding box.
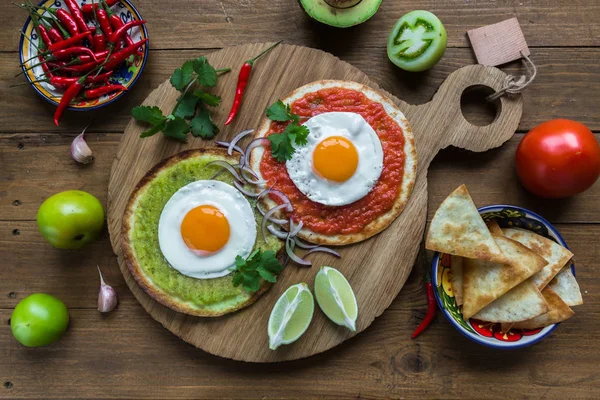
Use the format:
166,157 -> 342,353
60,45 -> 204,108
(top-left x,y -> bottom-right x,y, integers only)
158,180 -> 256,279
286,112 -> 383,206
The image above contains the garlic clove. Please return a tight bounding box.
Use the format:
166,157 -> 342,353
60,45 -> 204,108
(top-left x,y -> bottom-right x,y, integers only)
97,265 -> 118,313
71,126 -> 94,164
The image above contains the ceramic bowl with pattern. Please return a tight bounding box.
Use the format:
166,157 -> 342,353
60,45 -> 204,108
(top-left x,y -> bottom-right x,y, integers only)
19,0 -> 148,111
432,205 -> 575,349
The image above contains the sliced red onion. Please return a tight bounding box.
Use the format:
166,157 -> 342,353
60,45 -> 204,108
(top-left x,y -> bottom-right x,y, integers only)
294,237 -> 318,249
234,180 -> 260,197
207,160 -> 243,182
288,219 -> 303,238
243,138 -> 270,168
258,189 -> 293,212
229,129 -> 253,155
305,247 -> 341,258
262,203 -> 290,242
286,237 -> 311,266
267,225 -> 288,239
241,167 -> 268,186
215,141 -> 246,165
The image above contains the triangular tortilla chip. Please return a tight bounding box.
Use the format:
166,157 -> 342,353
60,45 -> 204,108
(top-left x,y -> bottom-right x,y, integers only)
462,235 -> 548,319
426,185 -> 509,264
503,228 -> 573,290
487,220 -> 504,236
549,267 -> 583,306
472,280 -> 548,323
450,256 -> 464,305
512,286 -> 574,329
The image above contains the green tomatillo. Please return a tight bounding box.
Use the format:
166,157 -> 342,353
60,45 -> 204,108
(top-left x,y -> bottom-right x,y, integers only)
11,293 -> 69,347
37,190 -> 105,249
387,10 -> 447,72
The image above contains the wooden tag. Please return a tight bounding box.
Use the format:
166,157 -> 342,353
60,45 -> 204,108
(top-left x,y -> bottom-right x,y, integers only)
467,18 -> 530,66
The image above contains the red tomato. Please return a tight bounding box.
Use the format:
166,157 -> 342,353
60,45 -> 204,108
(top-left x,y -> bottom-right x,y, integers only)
516,119 -> 600,198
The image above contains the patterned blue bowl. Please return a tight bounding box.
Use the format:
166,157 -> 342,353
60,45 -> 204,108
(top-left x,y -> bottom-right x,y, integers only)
432,205 -> 575,349
19,0 -> 148,111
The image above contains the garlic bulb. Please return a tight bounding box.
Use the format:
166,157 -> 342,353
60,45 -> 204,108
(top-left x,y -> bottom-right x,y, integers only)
97,266 -> 118,313
71,127 -> 94,164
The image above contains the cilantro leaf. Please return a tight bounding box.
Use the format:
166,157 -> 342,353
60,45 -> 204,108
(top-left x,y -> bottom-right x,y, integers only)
139,121 -> 166,138
267,124 -> 310,161
194,89 -> 221,107
162,117 -> 189,141
132,105 -> 166,126
190,107 -> 219,139
266,100 -> 295,122
231,250 -> 283,293
170,60 -> 195,91
173,91 -> 198,119
193,57 -> 217,87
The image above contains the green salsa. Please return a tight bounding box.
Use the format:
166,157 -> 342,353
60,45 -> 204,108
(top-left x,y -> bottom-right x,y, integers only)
129,155 -> 282,312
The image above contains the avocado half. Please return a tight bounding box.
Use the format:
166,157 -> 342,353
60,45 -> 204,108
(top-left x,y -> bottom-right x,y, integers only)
300,0 -> 383,28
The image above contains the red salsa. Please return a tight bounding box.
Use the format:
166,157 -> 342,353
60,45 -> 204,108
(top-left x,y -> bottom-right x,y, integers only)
260,87 -> 406,235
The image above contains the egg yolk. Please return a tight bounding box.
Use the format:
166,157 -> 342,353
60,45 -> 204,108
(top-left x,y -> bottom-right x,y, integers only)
312,136 -> 359,182
180,205 -> 230,253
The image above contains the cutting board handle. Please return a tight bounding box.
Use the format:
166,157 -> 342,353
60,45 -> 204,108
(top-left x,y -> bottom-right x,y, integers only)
401,64 -> 523,171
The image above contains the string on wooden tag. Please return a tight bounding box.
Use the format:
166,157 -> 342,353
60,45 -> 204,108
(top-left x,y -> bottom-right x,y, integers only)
486,51 -> 537,102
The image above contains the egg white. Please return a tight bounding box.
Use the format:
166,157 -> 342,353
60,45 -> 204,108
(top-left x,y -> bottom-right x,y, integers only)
286,112 -> 384,206
158,180 -> 256,279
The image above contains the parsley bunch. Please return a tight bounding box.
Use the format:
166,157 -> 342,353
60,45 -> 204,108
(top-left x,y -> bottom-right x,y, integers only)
265,100 -> 309,161
232,249 -> 284,293
132,57 -> 229,141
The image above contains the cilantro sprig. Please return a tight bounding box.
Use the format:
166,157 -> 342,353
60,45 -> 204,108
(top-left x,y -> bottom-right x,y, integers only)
231,249 -> 284,293
132,57 -> 230,141
265,100 -> 309,162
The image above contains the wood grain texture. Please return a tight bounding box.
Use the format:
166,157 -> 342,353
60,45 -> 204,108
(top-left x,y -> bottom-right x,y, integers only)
3,48 -> 600,133
105,43 -> 521,362
2,0 -> 600,51
1,224 -> 598,398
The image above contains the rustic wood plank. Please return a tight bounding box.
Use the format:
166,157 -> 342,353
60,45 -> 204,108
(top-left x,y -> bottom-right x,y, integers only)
2,0 -> 599,52
2,47 -> 599,134
2,133 -> 598,223
0,224 -> 597,397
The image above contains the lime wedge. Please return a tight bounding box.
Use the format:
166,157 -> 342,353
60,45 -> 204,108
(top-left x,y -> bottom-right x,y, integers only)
314,266 -> 358,331
268,283 -> 314,350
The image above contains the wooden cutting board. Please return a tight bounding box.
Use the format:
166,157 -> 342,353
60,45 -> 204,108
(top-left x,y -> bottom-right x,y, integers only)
107,43 -> 522,362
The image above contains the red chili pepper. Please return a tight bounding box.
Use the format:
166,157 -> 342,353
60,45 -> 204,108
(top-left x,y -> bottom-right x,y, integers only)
104,2 -> 138,52
96,9 -> 113,36
28,71 -> 114,88
95,50 -> 109,59
224,41 -> 281,125
54,77 -> 85,126
48,32 -> 91,52
81,0 -> 118,16
411,270 -> 437,339
92,22 -> 107,53
103,38 -> 148,70
58,59 -> 105,74
83,84 -> 127,99
37,24 -> 53,49
46,24 -> 63,43
56,9 -> 79,37
39,55 -> 53,78
53,46 -> 98,62
64,0 -> 89,33
108,20 -> 146,46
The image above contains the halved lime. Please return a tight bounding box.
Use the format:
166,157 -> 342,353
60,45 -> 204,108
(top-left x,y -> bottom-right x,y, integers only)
314,266 -> 358,331
268,283 -> 314,350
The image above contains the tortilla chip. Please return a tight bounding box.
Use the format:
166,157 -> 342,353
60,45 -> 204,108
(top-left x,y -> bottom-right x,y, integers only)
450,256 -> 464,305
426,185 -> 509,264
462,235 -> 548,319
503,228 -> 573,290
549,267 -> 583,307
472,280 -> 548,323
511,286 -> 574,329
487,220 -> 504,236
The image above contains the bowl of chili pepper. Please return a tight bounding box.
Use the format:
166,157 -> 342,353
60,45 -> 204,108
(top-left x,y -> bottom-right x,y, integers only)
18,0 -> 148,121
431,205 -> 576,349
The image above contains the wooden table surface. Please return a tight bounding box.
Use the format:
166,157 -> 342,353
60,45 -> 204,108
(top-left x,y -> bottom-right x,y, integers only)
1,1 -> 599,398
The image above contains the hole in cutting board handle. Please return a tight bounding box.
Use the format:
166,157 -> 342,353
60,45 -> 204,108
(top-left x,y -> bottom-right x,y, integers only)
460,85 -> 501,127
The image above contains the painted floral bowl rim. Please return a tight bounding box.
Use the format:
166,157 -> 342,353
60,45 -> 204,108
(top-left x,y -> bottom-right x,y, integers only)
19,0 -> 148,111
431,204 -> 575,349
